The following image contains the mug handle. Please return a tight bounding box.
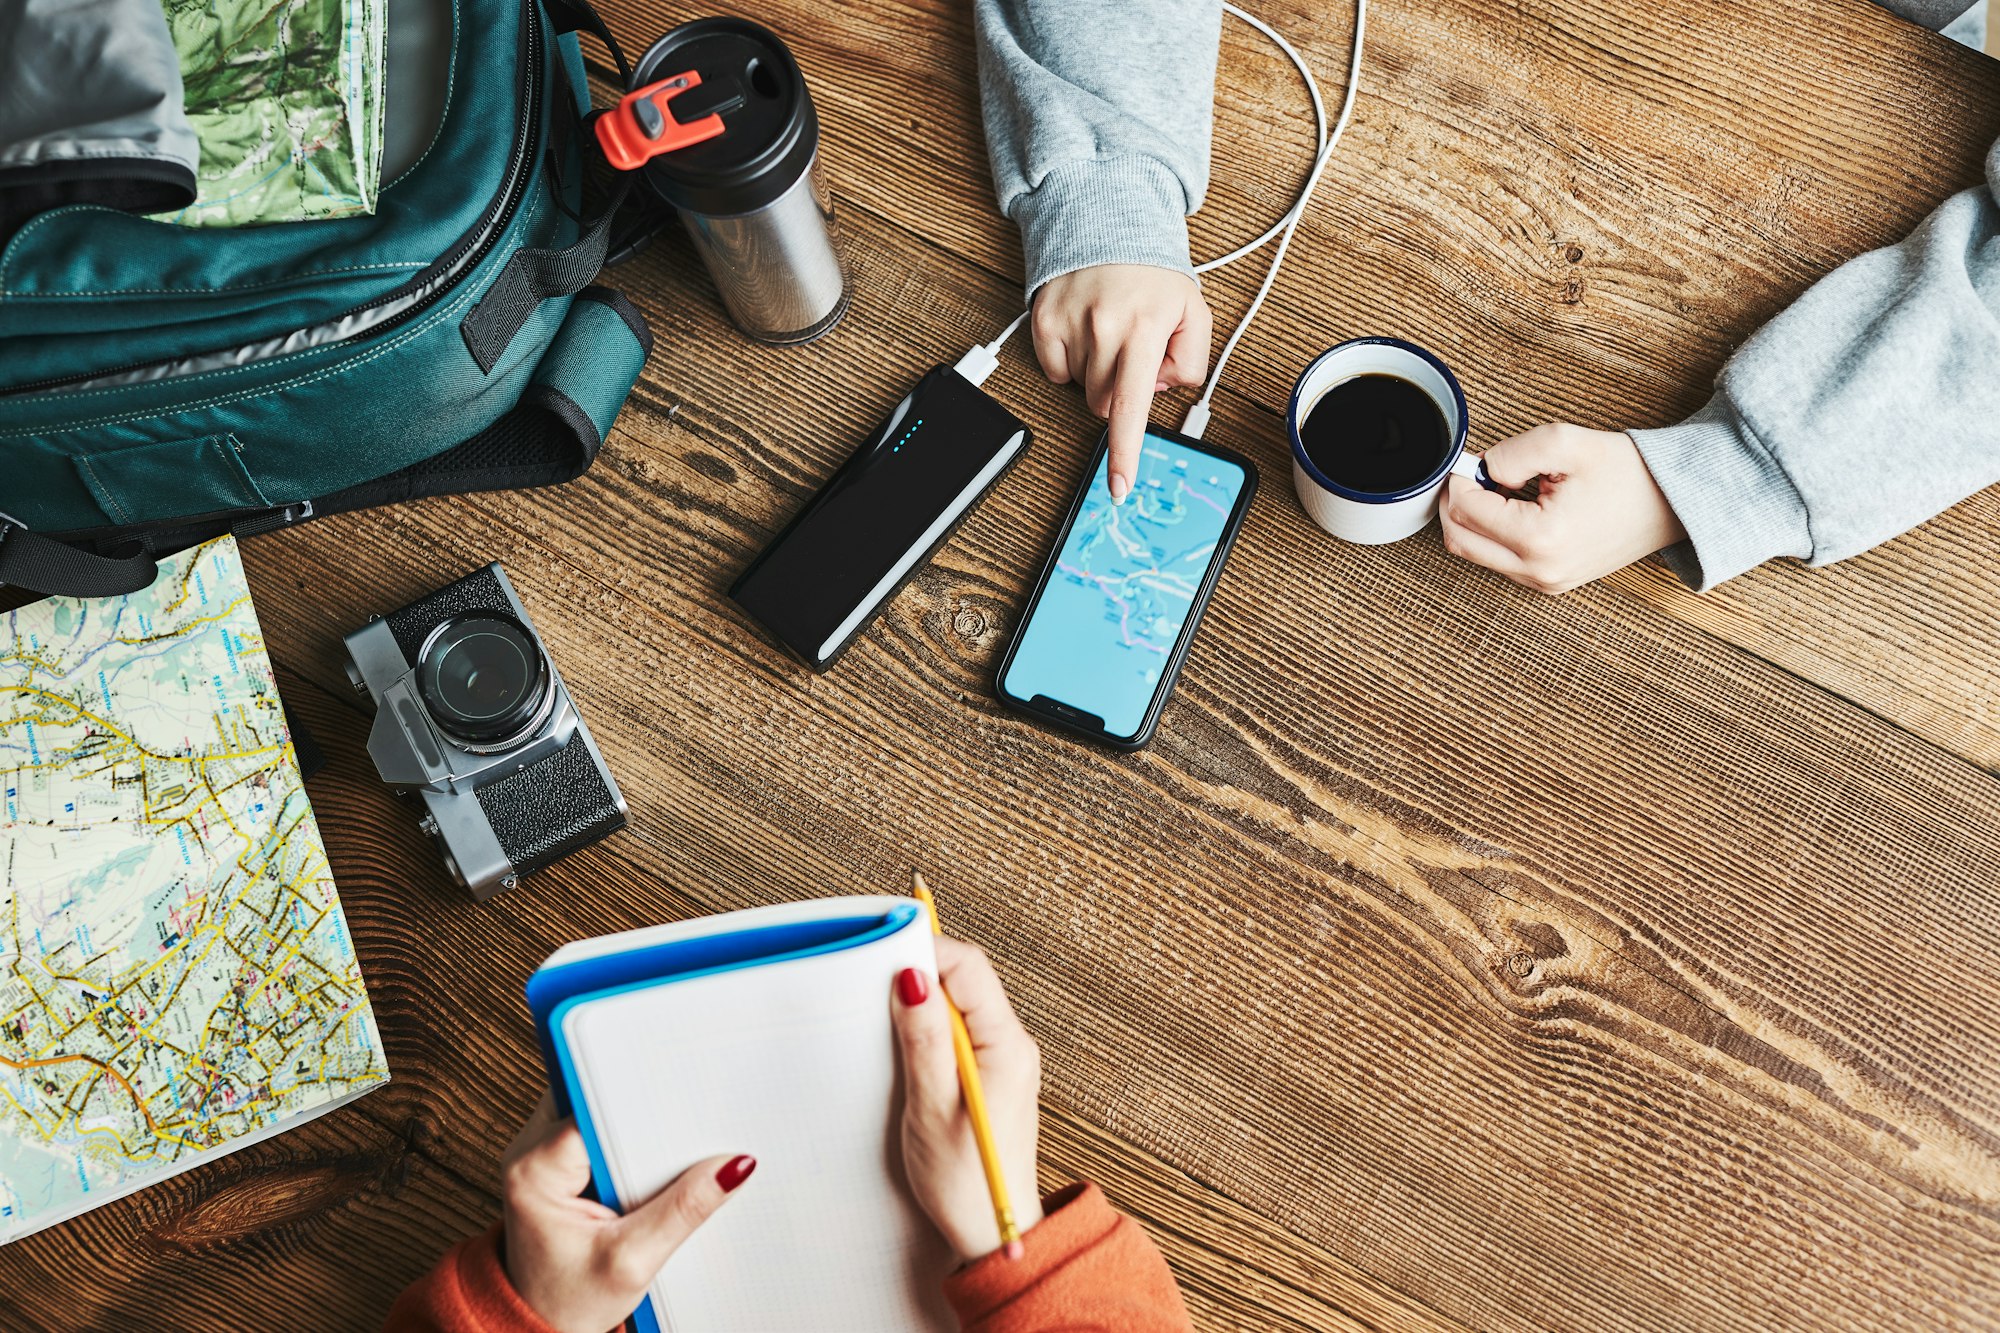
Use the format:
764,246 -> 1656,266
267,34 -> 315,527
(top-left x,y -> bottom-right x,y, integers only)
1449,451 -> 1502,493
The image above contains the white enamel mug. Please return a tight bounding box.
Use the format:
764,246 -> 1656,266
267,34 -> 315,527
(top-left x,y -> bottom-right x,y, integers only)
1287,338 -> 1488,545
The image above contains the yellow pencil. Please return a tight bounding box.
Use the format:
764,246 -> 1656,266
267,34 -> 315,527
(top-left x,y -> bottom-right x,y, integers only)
911,870 -> 1024,1260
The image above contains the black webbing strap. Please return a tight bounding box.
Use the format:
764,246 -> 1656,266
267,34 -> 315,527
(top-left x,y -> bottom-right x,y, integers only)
460,0 -> 635,374
0,517 -> 157,598
460,177 -> 631,374
543,0 -> 631,83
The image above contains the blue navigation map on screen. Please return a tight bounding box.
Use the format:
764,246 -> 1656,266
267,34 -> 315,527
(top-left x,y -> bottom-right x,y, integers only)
1002,435 -> 1247,738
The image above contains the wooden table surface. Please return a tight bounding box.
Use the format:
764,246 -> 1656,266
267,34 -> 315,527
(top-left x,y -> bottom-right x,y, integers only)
8,0 -> 2000,1329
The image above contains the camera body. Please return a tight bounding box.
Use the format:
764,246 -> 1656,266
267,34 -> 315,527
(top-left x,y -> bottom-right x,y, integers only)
342,563 -> 628,899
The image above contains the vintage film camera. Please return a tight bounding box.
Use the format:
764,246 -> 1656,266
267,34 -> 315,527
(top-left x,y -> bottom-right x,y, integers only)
343,564 -> 627,898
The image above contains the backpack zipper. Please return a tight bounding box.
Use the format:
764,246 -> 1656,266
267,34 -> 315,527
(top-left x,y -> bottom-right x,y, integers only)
2,0 -> 547,400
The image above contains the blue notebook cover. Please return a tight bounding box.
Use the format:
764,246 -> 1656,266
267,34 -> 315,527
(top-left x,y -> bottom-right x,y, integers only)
523,899 -> 929,1333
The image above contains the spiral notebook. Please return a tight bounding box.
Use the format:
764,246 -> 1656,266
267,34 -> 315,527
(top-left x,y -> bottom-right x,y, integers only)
527,896 -> 955,1332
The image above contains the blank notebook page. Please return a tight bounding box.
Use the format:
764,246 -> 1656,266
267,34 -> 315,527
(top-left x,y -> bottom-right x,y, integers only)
562,918 -> 955,1331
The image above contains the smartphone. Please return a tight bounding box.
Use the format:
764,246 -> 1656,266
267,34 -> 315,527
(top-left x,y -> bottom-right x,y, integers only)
994,426 -> 1257,749
731,366 -> 1031,670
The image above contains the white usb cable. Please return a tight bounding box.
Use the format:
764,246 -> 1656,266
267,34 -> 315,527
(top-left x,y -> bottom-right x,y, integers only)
1183,0 -> 1365,439
953,307 -> 1031,387
956,0 -> 1369,444
1194,3 -> 1332,279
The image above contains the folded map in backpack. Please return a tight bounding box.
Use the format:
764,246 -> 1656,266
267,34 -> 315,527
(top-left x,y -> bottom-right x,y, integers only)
0,536 -> 388,1243
157,0 -> 389,226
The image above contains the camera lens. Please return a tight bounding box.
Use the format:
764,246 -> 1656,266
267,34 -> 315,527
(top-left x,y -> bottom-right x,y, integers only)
416,613 -> 551,747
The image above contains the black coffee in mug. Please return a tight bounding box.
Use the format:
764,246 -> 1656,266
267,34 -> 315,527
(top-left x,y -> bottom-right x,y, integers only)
1297,373 -> 1450,493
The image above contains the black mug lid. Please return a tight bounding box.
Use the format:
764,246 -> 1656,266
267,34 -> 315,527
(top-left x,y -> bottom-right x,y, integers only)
631,18 -> 819,217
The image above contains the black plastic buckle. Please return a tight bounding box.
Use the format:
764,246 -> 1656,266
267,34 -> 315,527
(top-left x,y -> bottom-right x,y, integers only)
231,500 -> 316,538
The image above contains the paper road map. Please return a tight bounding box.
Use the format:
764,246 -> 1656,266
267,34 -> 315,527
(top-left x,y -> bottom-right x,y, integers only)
0,537 -> 386,1243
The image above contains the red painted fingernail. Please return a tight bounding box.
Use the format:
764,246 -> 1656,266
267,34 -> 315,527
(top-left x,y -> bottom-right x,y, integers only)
896,967 -> 929,1007
716,1155 -> 757,1192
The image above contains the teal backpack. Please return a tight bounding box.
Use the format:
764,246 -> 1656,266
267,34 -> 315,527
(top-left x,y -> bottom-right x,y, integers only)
0,0 -> 647,598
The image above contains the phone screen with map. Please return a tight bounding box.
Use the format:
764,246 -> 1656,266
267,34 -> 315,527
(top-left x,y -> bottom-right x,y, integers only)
996,428 -> 1256,749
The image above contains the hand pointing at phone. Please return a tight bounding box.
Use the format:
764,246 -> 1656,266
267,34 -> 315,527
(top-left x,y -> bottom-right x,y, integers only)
1030,266 -> 1212,503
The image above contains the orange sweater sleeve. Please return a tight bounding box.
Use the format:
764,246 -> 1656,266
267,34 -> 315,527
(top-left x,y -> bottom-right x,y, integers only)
944,1183 -> 1193,1332
386,1184 -> 1189,1333
381,1224 -> 563,1333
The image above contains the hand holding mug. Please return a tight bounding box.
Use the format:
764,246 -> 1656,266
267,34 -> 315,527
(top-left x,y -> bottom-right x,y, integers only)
1438,423 -> 1687,593
890,936 -> 1045,1262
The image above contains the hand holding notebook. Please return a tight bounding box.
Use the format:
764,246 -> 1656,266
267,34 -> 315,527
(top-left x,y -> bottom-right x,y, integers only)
525,893 -> 1051,1331
498,1095 -> 758,1333
386,894 -> 1199,1333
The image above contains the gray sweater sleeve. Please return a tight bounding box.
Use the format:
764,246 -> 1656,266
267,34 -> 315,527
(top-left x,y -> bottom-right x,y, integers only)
973,0 -> 1224,298
1629,136 -> 2000,590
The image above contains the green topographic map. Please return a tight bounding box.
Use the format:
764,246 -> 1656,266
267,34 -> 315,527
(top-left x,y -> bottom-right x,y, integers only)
155,0 -> 387,228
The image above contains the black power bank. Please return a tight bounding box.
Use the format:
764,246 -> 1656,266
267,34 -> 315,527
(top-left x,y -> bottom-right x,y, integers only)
731,366 -> 1031,670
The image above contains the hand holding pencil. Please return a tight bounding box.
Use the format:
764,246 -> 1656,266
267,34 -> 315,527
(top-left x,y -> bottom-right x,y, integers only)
890,883 -> 1045,1263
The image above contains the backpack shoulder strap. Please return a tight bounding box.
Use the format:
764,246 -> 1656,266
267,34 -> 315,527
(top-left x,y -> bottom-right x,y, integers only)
0,516 -> 158,598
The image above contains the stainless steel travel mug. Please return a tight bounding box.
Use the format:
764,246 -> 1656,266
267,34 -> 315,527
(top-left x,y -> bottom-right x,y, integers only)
632,19 -> 848,345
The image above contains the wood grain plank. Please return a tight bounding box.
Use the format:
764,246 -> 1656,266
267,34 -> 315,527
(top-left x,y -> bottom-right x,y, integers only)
188,194 -> 2000,1332
1039,1106 -> 1470,1333
0,668 -> 1459,1332
590,0 -> 2000,770
0,1111 -> 488,1331
9,2 -> 2000,1330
